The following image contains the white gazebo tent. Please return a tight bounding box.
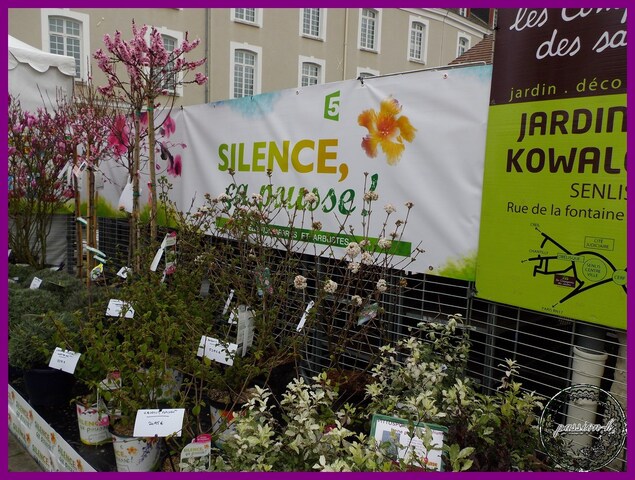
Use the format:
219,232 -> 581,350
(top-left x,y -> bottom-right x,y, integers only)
8,34 -> 75,112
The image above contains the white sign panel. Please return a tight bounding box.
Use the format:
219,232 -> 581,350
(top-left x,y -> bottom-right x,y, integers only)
167,65 -> 492,280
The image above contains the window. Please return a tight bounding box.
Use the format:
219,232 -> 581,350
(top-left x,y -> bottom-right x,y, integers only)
41,9 -> 90,81
230,42 -> 262,98
356,67 -> 379,79
298,56 -> 325,87
359,8 -> 381,52
234,50 -> 256,97
301,8 -> 325,39
408,18 -> 428,63
457,34 -> 471,57
161,35 -> 177,93
231,8 -> 263,27
148,27 -> 184,96
458,8 -> 469,17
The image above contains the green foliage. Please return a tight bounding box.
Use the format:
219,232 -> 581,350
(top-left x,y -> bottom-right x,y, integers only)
209,374 -> 395,472
365,315 -> 546,471
9,311 -> 79,371
8,288 -> 62,329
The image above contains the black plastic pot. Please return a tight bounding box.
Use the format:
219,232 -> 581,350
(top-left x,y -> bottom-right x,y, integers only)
23,367 -> 76,407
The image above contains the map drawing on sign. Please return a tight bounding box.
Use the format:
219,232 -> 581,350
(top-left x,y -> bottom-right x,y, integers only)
522,228 -> 627,307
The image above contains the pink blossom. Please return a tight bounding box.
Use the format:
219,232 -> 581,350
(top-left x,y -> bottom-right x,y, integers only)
160,115 -> 176,138
195,72 -> 208,85
167,154 -> 182,177
108,115 -> 129,156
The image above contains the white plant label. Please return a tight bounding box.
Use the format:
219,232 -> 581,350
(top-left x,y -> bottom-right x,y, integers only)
117,266 -> 132,279
133,408 -> 185,438
236,306 -> 254,356
106,299 -> 135,318
73,160 -> 87,178
297,300 -> 315,332
150,247 -> 164,272
222,289 -> 235,315
197,336 -> 237,366
29,277 -> 42,289
48,347 -> 81,374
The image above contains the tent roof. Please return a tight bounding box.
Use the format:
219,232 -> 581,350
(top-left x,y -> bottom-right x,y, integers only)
8,35 -> 75,76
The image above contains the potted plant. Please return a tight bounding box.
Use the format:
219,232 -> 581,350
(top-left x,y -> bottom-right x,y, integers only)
8,311 -> 79,407
364,314 -> 547,471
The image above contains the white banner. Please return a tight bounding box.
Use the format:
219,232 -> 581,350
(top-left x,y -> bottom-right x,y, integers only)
166,65 -> 491,280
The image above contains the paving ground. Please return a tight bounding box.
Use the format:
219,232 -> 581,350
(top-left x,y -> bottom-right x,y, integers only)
8,432 -> 43,472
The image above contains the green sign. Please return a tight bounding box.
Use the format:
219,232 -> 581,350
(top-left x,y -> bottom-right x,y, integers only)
476,9 -> 627,329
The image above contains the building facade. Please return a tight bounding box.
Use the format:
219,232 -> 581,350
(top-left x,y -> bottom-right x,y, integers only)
8,7 -> 493,106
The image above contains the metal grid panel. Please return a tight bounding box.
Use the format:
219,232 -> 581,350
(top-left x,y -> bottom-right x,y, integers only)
63,221 -> 627,471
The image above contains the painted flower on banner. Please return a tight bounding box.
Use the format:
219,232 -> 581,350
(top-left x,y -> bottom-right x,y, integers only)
358,97 -> 417,165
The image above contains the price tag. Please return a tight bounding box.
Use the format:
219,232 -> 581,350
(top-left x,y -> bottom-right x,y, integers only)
29,277 -> 43,289
48,347 -> 81,374
133,408 -> 185,438
296,300 -> 314,332
196,336 -> 237,366
106,299 -> 135,318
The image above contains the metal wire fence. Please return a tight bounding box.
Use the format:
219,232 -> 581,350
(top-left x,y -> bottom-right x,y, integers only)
56,214 -> 626,471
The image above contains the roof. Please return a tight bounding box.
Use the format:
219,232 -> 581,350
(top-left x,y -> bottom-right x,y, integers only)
8,35 -> 75,76
448,33 -> 494,66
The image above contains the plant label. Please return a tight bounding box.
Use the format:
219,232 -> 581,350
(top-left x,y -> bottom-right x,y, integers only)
196,336 -> 237,366
106,299 -> 135,318
222,289 -> 235,315
48,347 -> 81,374
358,302 -> 379,326
90,263 -> 104,281
133,408 -> 185,438
73,160 -> 87,178
116,266 -> 132,279
296,300 -> 315,332
29,277 -> 42,289
163,232 -> 177,248
370,413 -> 447,471
150,247 -> 164,272
180,438 -> 211,472
236,306 -> 254,356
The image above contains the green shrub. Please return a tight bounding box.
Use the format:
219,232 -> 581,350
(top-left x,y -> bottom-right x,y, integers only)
8,311 -> 78,371
8,288 -> 62,329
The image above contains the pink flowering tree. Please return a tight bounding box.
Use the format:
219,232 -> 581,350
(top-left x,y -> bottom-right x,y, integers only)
66,83 -> 119,280
94,20 -> 207,265
8,95 -> 75,267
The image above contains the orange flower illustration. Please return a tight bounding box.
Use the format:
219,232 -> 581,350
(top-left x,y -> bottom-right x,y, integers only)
76,459 -> 84,472
127,446 -> 138,455
25,433 -> 31,445
358,97 -> 417,165
50,432 -> 57,445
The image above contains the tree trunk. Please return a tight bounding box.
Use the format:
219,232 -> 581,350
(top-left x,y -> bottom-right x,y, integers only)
147,101 -> 157,242
132,111 -> 142,272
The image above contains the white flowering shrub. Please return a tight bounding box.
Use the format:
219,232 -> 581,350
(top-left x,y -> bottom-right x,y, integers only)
365,314 -> 546,471
209,374 -> 397,472
161,171 -> 426,409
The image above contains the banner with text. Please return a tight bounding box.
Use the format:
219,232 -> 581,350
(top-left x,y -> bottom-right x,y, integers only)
169,65 -> 492,280
476,9 -> 627,328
